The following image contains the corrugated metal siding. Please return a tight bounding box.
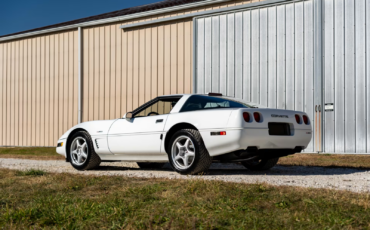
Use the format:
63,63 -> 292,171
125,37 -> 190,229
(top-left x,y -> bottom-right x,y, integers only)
194,0 -> 315,152
0,0 -> 257,147
81,19 -> 194,122
81,0 -> 255,122
0,31 -> 78,147
323,0 -> 369,153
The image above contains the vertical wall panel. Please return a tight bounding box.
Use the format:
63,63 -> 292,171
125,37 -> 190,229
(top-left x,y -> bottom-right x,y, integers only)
367,0 -> 370,153
110,25 -> 117,118
242,11 -> 251,102
195,1 -> 316,152
235,12 -> 243,99
211,16 -> 220,93
267,6 -> 277,108
0,30 -> 77,146
354,0 -> 366,153
333,0 -> 345,152
219,15 -> 227,95
344,0 -> 356,152
177,22 -> 184,94
104,26 -> 111,119
227,13 -> 235,97
204,17 -> 212,93
139,28 -> 146,105
294,2 -> 304,112
196,18 -> 205,93
276,5 -> 286,110
323,0 -> 369,153
259,8 -> 268,106
323,0 -> 335,152
304,0 -> 314,152
285,3 -> 294,110
251,10 -> 259,103
82,29 -> 89,123
0,44 -> 3,146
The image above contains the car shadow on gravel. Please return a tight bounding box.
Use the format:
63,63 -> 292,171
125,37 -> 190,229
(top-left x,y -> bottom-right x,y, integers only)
95,163 -> 369,176
205,164 -> 370,176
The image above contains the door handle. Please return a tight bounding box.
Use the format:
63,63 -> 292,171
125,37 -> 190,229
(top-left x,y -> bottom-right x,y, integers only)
156,119 -> 163,123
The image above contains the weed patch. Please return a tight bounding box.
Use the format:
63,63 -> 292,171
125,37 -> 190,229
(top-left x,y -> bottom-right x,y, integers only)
15,169 -> 47,176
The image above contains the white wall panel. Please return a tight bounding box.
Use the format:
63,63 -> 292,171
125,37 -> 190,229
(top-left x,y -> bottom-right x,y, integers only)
242,11 -> 251,102
211,16 -> 220,93
323,0 -> 335,152
354,0 -> 366,153
333,0 -> 345,152
276,5 -> 286,110
304,0 -> 314,152
195,1 -> 316,152
323,0 -> 369,153
367,0 -> 370,153
235,12 -> 243,99
267,6 -> 277,108
227,13 -> 235,97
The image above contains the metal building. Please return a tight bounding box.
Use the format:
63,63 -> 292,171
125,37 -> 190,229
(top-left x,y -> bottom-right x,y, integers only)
0,0 -> 369,154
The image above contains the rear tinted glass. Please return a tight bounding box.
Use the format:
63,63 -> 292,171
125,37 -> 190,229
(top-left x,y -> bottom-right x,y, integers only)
180,95 -> 249,112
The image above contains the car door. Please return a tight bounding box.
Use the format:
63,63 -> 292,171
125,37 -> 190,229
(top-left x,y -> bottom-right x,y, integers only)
108,98 -> 179,156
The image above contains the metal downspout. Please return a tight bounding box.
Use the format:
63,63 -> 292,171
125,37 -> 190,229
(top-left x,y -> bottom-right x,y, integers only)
78,27 -> 82,124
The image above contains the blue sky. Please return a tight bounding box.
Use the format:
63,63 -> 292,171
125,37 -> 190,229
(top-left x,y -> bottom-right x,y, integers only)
0,0 -> 160,36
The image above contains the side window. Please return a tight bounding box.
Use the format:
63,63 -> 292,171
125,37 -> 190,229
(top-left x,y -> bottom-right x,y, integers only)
135,99 -> 179,117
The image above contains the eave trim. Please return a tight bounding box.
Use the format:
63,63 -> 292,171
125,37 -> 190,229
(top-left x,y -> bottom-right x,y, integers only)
0,0 -> 233,42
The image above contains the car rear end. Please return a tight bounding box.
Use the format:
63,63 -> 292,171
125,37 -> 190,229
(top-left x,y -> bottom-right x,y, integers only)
228,108 -> 312,152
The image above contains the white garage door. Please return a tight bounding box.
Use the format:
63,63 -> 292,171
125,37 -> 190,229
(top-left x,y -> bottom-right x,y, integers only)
194,0 -> 316,152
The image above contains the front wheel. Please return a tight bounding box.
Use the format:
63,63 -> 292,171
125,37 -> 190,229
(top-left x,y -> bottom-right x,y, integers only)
168,129 -> 212,175
241,158 -> 279,171
69,131 -> 101,170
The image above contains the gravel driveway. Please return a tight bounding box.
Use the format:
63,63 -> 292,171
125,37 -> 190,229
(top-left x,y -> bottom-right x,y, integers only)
1,158 -> 370,193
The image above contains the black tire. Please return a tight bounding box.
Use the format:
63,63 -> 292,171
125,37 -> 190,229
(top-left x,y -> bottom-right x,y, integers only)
241,158 -> 279,171
168,129 -> 212,175
137,162 -> 165,169
68,131 -> 101,170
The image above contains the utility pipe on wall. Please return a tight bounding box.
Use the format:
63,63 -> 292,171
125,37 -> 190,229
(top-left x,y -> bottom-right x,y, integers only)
78,27 -> 82,124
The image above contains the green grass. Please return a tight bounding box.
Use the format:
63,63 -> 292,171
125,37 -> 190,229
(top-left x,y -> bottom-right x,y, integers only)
15,169 -> 47,176
0,169 -> 369,229
0,147 -> 64,160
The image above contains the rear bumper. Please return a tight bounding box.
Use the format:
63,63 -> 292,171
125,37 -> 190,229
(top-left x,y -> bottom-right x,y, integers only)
201,128 -> 312,157
239,128 -> 312,149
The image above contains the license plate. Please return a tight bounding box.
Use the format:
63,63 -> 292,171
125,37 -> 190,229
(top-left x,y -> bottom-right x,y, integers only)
268,123 -> 291,136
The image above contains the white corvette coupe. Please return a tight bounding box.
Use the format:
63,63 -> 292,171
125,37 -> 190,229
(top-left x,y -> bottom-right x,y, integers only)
57,93 -> 312,175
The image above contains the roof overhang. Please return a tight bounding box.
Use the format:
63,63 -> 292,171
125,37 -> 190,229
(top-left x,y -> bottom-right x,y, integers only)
0,0 -> 234,42
120,0 -> 296,30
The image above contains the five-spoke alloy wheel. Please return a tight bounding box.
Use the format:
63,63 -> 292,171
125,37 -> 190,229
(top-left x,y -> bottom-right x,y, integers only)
70,137 -> 88,166
68,131 -> 101,170
171,136 -> 196,169
168,129 -> 212,175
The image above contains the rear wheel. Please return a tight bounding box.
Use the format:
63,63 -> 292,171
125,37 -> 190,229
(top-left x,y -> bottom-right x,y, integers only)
69,131 -> 101,170
137,163 -> 165,169
241,158 -> 279,171
168,129 -> 212,175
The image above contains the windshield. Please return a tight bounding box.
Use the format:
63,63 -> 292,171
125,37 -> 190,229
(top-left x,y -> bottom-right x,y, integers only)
180,95 -> 250,112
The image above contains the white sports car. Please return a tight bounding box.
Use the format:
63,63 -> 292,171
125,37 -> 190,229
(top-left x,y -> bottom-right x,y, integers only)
57,93 -> 312,175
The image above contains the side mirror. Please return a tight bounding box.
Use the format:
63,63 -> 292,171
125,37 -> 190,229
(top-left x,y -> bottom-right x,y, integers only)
124,112 -> 133,121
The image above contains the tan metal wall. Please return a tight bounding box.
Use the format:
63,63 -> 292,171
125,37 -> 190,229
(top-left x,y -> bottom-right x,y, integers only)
0,0 -> 264,146
81,0 -> 256,122
0,31 -> 78,146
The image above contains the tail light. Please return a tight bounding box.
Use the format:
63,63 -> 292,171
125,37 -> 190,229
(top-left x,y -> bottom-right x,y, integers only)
303,115 -> 309,125
243,112 -> 251,122
295,114 -> 301,124
253,112 -> 261,122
